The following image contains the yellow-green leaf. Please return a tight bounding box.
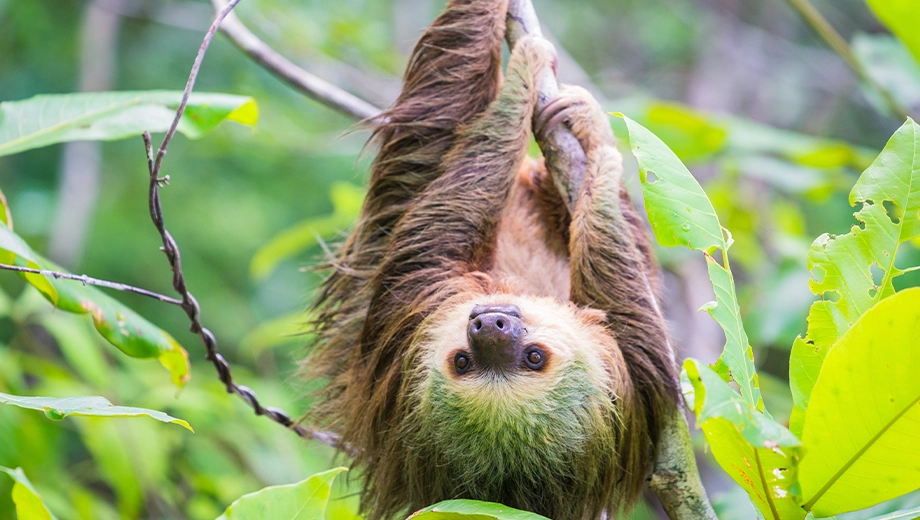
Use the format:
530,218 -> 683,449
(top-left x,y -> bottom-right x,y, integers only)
799,288 -> 920,516
866,0 -> 920,64
0,466 -> 57,520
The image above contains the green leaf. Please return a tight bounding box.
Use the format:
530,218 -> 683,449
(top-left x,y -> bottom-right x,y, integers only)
618,114 -> 763,412
866,0 -> 920,64
682,360 -> 804,520
411,499 -> 550,520
789,118 -> 920,436
0,222 -> 190,387
0,392 -> 192,431
799,288 -> 920,517
0,466 -> 57,520
250,182 -> 363,281
216,467 -> 347,520
0,91 -> 258,157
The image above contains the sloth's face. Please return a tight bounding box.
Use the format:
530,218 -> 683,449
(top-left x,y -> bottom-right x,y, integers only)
417,293 -> 621,413
407,294 -> 625,484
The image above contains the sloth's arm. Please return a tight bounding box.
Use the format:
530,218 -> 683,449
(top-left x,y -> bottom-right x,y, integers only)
535,86 -> 717,520
373,37 -> 557,284
536,86 -> 675,401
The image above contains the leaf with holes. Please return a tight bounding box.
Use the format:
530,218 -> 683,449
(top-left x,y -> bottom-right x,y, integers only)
789,118 -> 920,436
0,91 -> 258,157
0,466 -> 57,520
618,114 -> 763,412
798,288 -> 920,517
0,222 -> 189,387
682,359 -> 804,520
0,393 -> 192,431
216,467 -> 346,520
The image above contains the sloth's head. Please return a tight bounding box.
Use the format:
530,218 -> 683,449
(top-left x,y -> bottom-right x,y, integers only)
401,294 -> 639,518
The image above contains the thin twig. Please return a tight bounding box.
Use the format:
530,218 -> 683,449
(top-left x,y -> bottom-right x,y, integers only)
141,0 -> 350,453
209,0 -> 382,121
0,264 -> 183,306
783,0 -> 909,120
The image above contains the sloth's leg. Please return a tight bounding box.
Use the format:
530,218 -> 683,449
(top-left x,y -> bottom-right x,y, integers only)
534,86 -> 717,520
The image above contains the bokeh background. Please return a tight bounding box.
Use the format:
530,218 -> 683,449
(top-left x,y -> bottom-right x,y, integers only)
1,0 -> 918,518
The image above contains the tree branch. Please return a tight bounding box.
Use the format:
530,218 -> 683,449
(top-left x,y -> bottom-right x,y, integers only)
142,0 -> 351,454
210,0 -> 382,121
0,264 -> 183,306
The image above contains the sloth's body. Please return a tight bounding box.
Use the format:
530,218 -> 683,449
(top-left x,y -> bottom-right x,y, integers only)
305,1 -> 678,519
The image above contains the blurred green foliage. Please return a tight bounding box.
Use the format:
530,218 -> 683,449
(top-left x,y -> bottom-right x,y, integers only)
0,0 -> 919,519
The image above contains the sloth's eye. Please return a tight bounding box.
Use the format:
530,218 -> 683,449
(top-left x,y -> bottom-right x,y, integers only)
454,352 -> 471,374
524,347 -> 545,370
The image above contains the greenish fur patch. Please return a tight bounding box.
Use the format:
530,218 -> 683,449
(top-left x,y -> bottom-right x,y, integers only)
405,361 -> 622,515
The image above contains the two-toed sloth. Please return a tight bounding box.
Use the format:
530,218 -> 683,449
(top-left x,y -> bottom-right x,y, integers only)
304,1 -> 695,519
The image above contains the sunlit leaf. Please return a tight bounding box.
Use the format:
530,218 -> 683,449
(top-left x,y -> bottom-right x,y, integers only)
0,392 -> 192,431
866,0 -> 920,64
411,499 -> 549,520
0,466 -> 57,520
799,288 -> 920,517
789,118 -> 920,436
0,91 -> 258,157
0,222 -> 190,387
216,467 -> 347,520
618,114 -> 762,411
682,360 -> 803,520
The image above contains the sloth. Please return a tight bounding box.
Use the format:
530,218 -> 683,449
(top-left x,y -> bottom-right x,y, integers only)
303,1 -> 707,519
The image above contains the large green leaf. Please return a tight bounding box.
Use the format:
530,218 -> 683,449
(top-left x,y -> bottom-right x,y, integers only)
250,182 -> 364,281
0,392 -> 192,431
866,0 -> 920,64
411,500 -> 549,520
789,118 -> 920,436
216,467 -> 346,520
798,288 -> 920,517
682,359 -> 803,520
0,91 -> 258,157
619,114 -> 763,412
0,222 -> 190,387
0,467 -> 57,520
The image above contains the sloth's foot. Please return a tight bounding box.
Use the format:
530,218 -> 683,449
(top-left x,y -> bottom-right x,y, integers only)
534,85 -> 614,153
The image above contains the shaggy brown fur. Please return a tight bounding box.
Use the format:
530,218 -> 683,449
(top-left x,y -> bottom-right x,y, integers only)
304,1 -> 678,519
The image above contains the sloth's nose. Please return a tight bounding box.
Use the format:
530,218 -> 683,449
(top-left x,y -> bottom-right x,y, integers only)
468,309 -> 522,371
